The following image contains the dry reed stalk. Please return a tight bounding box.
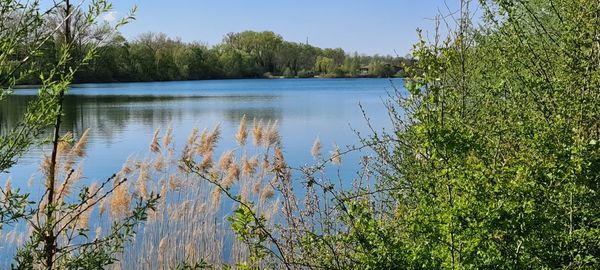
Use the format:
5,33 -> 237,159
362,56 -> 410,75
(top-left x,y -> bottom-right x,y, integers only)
114,119 -> 301,269
210,187 -> 221,211
137,162 -> 149,199
57,163 -> 83,199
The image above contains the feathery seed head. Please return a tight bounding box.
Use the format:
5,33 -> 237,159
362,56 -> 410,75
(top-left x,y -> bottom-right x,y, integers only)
110,181 -> 131,219
218,150 -> 234,171
311,136 -> 321,160
331,145 -> 342,166
273,146 -> 286,171
4,177 -> 11,196
72,129 -> 90,157
210,187 -> 221,210
150,129 -> 161,153
252,118 -> 263,146
264,120 -> 280,147
137,162 -> 149,199
162,127 -> 173,148
242,153 -> 258,177
235,115 -> 248,146
260,184 -> 275,202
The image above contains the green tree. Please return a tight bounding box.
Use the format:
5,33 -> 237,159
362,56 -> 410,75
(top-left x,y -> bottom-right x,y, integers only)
367,60 -> 393,77
314,56 -> 336,75
1,1 -> 157,269
364,0 -> 600,268
186,43 -> 221,80
181,0 -> 600,269
223,31 -> 284,74
282,67 -> 294,78
342,53 -> 361,77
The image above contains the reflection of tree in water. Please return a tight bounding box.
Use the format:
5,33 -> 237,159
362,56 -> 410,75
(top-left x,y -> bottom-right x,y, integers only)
0,94 -> 282,141
222,108 -> 281,123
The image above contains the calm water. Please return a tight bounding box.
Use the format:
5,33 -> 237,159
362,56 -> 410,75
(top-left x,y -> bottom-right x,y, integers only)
0,78 -> 402,265
1,78 -> 401,192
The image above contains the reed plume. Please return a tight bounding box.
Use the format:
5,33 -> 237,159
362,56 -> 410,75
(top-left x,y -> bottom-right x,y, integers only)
150,128 -> 161,153
218,150 -> 234,171
95,226 -> 102,240
260,184 -> 275,202
137,162 -> 149,199
57,132 -> 73,157
162,127 -> 173,149
236,115 -> 248,146
41,154 -> 54,187
264,120 -> 280,147
331,145 -> 342,166
311,136 -> 321,160
27,175 -> 34,188
98,196 -> 106,217
199,151 -> 213,171
252,118 -> 263,145
241,153 -> 258,177
4,177 -> 11,196
57,163 -> 83,199
273,146 -> 286,171
222,161 -> 240,189
110,179 -> 130,219
182,128 -> 199,161
154,156 -> 165,172
71,129 -> 90,157
210,187 -> 221,210
121,158 -> 133,175
198,125 -> 220,156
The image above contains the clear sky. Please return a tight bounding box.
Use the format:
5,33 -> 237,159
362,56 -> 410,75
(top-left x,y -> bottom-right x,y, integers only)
105,1 -> 465,56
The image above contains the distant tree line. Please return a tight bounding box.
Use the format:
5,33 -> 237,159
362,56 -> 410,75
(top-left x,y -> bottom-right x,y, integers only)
17,26 -> 412,84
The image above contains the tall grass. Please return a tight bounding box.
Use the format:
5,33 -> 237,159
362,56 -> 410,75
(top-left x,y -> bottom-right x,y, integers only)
1,116 -> 372,269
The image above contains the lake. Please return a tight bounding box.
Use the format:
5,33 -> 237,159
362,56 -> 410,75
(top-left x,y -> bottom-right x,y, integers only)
1,78 -> 400,190
0,78 -> 402,266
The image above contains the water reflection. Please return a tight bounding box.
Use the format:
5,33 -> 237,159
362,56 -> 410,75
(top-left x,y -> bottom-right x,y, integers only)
1,78 -> 398,191
0,78 -> 399,268
1,94 -> 283,140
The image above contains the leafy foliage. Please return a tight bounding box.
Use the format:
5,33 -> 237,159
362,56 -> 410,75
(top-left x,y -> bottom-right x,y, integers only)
187,0 -> 600,269
12,28 -> 409,83
1,1 -> 159,269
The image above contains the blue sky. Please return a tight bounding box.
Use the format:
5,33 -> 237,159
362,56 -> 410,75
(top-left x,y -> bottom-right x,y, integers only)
105,1 -> 466,56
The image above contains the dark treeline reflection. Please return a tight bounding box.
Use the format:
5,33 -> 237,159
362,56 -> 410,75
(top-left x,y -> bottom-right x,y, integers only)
0,94 -> 282,140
